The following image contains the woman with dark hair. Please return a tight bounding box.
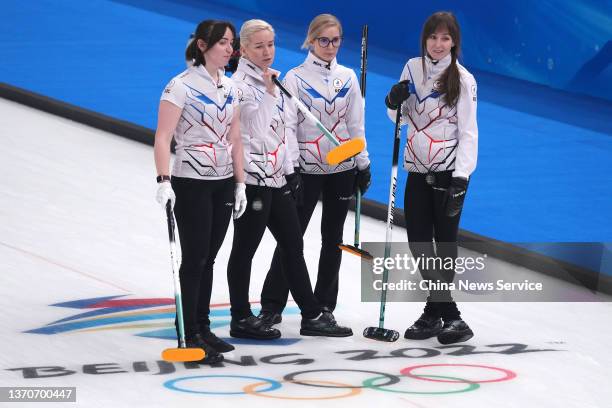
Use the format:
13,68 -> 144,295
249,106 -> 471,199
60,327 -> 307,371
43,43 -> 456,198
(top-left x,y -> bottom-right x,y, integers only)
154,19 -> 247,363
385,11 -> 478,344
258,14 -> 371,329
226,19 -> 352,339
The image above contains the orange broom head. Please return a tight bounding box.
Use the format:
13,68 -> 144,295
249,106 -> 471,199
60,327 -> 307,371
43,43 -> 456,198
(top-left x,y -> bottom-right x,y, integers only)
161,347 -> 205,362
326,138 -> 366,165
338,243 -> 374,261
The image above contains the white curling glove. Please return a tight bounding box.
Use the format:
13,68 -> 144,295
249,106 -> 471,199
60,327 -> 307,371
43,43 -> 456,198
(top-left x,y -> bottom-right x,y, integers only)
156,181 -> 176,210
233,182 -> 247,219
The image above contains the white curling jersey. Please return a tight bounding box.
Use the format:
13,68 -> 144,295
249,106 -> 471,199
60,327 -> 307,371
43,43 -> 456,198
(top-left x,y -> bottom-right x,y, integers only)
387,54 -> 478,179
283,52 -> 370,174
161,65 -> 238,180
232,58 -> 294,188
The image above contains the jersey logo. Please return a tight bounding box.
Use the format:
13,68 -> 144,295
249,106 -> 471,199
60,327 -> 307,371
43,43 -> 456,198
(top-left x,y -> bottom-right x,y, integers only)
164,79 -> 175,94
333,78 -> 343,91
312,60 -> 331,70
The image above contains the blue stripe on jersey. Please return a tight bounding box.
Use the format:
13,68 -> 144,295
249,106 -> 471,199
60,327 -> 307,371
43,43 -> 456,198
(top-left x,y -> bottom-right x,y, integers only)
295,74 -> 352,105
407,65 -> 442,103
245,82 -> 264,102
276,92 -> 285,112
244,82 -> 285,115
184,84 -> 234,111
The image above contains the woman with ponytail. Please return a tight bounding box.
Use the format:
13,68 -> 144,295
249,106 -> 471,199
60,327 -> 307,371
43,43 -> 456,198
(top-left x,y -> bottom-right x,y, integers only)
154,19 -> 247,363
385,11 -> 478,345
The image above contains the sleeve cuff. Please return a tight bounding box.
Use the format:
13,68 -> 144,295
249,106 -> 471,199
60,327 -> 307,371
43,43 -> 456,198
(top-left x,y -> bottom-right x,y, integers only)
452,170 -> 470,179
160,96 -> 183,109
356,157 -> 370,170
283,159 -> 294,175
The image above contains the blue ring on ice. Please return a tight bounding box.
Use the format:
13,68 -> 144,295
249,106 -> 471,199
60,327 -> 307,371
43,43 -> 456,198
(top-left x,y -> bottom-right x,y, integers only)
164,374 -> 282,395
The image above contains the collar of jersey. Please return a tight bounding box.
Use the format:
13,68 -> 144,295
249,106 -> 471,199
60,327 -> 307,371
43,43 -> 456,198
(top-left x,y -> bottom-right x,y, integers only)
236,57 -> 281,84
305,52 -> 337,73
192,64 -> 226,87
425,53 -> 451,77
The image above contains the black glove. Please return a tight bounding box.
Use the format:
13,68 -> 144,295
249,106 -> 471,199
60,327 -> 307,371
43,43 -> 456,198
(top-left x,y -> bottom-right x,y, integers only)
385,80 -> 410,109
285,167 -> 303,206
445,177 -> 469,217
355,165 -> 372,195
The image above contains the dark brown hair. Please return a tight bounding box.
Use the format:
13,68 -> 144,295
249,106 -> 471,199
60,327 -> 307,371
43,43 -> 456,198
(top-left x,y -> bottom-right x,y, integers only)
420,12 -> 461,107
185,20 -> 236,67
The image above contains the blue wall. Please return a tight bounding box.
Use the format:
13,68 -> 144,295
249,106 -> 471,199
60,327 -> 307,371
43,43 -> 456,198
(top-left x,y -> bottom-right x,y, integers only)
203,0 -> 612,101
1,0 -> 611,275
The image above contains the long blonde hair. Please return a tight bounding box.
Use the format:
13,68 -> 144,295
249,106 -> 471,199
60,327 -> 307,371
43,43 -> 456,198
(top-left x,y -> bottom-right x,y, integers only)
301,14 -> 342,50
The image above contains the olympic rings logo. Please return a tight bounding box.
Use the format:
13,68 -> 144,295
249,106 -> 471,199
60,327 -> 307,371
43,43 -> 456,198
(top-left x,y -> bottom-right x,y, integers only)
163,364 -> 517,399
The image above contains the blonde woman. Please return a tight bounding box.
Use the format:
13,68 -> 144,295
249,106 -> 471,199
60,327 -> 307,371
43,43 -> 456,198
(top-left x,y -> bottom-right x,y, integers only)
227,19 -> 353,339
259,14 -> 370,328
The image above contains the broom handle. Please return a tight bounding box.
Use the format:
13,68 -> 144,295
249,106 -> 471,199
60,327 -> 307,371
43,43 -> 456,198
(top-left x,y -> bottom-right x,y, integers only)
378,107 -> 402,328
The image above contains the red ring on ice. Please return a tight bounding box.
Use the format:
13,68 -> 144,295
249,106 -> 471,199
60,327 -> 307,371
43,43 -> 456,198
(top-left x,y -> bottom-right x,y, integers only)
400,364 -> 517,383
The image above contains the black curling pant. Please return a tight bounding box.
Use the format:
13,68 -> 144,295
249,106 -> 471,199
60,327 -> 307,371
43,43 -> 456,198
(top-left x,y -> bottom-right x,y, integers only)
404,170 -> 462,320
260,169 -> 355,313
227,184 -> 321,320
171,176 -> 234,338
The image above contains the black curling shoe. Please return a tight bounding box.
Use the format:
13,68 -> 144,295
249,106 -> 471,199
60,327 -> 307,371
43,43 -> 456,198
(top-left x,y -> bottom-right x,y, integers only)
257,310 -> 282,326
437,319 -> 474,344
404,313 -> 443,340
184,333 -> 224,364
200,328 -> 235,353
300,310 -> 353,337
230,315 -> 281,340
